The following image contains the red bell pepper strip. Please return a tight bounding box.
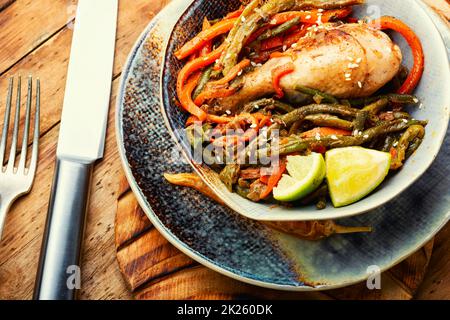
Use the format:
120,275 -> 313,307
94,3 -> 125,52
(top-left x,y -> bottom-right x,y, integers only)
369,16 -> 424,94
272,62 -> 295,98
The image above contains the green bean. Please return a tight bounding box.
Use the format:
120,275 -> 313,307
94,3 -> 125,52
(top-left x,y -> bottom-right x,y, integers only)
348,94 -> 419,107
393,112 -> 411,120
277,104 -> 359,127
296,86 -> 339,104
381,135 -> 397,152
304,114 -> 353,130
219,164 -> 241,191
405,137 -> 424,159
352,110 -> 369,135
275,119 -> 427,155
257,17 -> 300,41
193,66 -> 212,99
243,98 -> 294,114
391,125 -> 425,170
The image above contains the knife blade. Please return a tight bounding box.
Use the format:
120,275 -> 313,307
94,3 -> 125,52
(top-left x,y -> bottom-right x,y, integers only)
34,0 -> 118,300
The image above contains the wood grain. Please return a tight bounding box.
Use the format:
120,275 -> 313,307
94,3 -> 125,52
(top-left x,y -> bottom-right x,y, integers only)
0,0 -> 170,300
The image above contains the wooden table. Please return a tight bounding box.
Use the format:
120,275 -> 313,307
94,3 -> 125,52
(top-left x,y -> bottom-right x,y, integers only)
0,0 -> 448,300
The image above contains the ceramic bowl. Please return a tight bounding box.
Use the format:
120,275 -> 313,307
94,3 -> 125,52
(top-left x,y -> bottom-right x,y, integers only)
160,0 -> 449,221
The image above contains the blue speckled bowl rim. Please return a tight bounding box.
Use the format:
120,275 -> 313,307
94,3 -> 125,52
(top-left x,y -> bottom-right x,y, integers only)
116,0 -> 450,291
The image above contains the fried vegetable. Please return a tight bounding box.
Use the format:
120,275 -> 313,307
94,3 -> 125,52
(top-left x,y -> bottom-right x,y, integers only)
243,98 -> 294,114
390,125 -> 425,170
304,114 -> 353,130
353,110 -> 369,135
219,164 -> 241,191
257,17 -> 301,41
265,220 -> 372,240
247,179 -> 267,202
347,93 -> 419,107
296,86 -> 339,104
277,104 -> 359,127
164,173 -> 225,205
193,66 -> 213,99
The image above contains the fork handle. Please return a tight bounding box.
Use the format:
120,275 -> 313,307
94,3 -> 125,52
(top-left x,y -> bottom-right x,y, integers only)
33,158 -> 94,300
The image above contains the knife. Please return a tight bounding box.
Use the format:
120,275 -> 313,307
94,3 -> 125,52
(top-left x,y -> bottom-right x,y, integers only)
33,0 -> 118,300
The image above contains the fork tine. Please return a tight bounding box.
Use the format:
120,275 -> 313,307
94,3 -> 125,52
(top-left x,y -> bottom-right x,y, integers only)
6,76 -> 21,172
18,76 -> 33,171
0,78 -> 14,169
28,78 -> 40,176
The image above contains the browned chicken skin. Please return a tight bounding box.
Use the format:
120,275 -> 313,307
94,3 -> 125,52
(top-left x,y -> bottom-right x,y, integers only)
216,23 -> 402,113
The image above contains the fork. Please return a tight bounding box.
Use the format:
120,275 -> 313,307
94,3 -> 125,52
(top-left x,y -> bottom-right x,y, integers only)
0,76 -> 40,239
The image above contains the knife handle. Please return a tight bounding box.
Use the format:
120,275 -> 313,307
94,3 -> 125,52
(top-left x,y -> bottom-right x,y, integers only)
33,158 -> 94,300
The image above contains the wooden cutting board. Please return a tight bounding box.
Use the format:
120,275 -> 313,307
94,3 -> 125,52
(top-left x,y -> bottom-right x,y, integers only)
114,0 -> 448,300
115,175 -> 434,300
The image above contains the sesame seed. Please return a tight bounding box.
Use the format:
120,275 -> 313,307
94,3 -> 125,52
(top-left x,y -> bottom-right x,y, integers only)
345,73 -> 352,78
305,15 -> 311,19
250,124 -> 257,128
215,59 -> 220,64
315,133 -> 321,141
363,134 -> 369,139
241,16 -> 246,22
270,118 -> 274,123
237,70 -> 243,76
291,43 -> 297,48
356,57 -> 362,63
225,110 -> 231,115
254,104 -> 259,109
413,98 -> 419,103
358,81 -> 363,88
282,45 -> 287,51
402,119 -> 409,123
331,135 -> 338,140
393,142 -> 398,147
256,63 -> 263,67
251,61 -> 257,67
345,78 -> 352,81
270,19 -> 277,25
347,56 -> 354,61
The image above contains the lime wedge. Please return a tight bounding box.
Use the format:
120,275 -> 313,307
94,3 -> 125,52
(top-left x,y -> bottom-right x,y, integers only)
273,153 -> 326,202
326,147 -> 391,207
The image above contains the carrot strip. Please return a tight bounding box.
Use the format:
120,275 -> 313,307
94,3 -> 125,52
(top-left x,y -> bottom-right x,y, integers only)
200,18 -> 213,56
260,160 -> 287,199
225,8 -> 244,19
175,18 -> 237,60
194,87 -> 236,106
179,74 -> 207,121
208,59 -> 250,86
206,114 -> 233,124
272,62 -> 295,98
301,127 -> 352,138
176,43 -> 226,105
369,16 -> 424,95
269,8 -> 353,26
